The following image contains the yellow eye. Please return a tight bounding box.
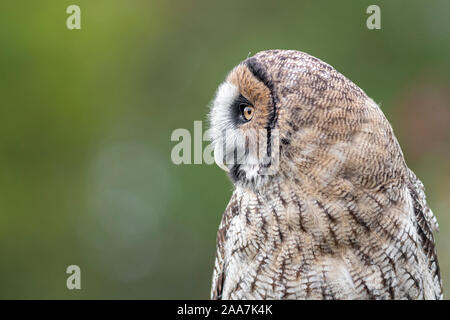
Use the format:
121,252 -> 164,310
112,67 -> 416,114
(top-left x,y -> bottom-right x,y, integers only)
242,105 -> 254,121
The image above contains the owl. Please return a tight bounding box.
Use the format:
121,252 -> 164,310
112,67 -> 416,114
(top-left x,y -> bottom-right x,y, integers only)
208,50 -> 442,300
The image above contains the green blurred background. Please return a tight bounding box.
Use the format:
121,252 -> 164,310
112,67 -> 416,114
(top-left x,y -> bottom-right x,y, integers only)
0,0 -> 449,299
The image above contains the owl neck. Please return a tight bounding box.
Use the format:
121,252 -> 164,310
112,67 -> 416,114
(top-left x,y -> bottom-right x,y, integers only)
233,172 -> 408,253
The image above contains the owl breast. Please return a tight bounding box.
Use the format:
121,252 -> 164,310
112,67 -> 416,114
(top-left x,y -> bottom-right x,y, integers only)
218,181 -> 437,300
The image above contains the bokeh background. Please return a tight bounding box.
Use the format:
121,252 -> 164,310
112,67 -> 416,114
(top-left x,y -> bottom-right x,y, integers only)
0,0 -> 449,299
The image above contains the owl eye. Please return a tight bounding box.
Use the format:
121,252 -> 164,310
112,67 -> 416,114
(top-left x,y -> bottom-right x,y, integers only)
240,104 -> 254,121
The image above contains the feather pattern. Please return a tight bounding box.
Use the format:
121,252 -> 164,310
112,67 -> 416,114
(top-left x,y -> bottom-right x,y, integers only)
209,50 -> 442,299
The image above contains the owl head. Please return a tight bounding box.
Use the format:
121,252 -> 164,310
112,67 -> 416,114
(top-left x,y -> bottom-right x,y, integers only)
209,50 -> 406,193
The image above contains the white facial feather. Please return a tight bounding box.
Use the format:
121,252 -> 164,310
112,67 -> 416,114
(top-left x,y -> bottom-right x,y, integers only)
208,82 -> 239,144
208,82 -> 240,172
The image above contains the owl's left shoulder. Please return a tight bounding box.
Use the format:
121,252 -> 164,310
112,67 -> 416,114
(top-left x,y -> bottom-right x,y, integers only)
405,168 -> 443,299
406,168 -> 439,233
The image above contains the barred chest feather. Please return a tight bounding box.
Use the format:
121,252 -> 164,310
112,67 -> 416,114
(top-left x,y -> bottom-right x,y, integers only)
215,178 -> 441,300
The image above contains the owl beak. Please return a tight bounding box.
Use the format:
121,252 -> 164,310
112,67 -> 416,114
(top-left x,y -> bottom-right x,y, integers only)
217,161 -> 230,172
214,146 -> 230,172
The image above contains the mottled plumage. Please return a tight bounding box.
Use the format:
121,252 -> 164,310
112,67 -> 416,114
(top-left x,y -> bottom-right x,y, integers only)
208,50 -> 442,299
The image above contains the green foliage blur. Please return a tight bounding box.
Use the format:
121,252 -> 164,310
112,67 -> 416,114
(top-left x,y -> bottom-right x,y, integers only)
0,0 -> 449,299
